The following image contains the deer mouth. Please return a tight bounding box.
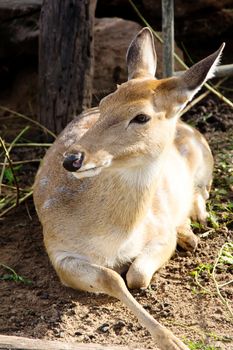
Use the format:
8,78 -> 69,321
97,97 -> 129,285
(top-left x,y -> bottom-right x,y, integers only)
78,166 -> 101,173
72,165 -> 103,179
72,158 -> 112,179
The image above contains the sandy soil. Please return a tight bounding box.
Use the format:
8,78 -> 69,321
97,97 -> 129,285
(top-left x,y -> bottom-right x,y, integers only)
0,96 -> 232,350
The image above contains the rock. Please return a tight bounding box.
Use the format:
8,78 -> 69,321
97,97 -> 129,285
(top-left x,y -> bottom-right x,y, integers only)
74,331 -> 83,336
0,14 -> 184,113
98,322 -> 110,333
0,1 -> 41,58
0,1 -> 40,116
113,320 -> 126,332
141,0 -> 233,18
96,0 -> 233,42
97,0 -> 233,19
93,18 -> 141,99
0,66 -> 38,117
0,0 -> 232,63
176,8 -> 233,40
93,17 -> 184,99
0,0 -> 42,18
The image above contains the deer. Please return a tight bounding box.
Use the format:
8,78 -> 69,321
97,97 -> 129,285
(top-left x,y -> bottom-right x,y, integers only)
33,27 -> 224,350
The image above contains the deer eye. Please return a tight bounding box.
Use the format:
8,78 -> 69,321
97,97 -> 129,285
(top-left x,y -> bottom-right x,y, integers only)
130,114 -> 151,124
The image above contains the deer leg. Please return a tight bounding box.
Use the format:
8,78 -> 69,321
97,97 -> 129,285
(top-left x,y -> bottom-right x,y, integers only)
177,218 -> 199,251
178,187 -> 210,251
191,189 -> 209,224
126,228 -> 177,290
53,254 -> 188,350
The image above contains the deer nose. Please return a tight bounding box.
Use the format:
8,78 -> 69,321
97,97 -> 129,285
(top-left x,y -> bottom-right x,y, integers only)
63,152 -> 85,172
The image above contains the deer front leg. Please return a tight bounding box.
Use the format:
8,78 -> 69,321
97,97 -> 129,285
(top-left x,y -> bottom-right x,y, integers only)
177,219 -> 199,251
126,227 -> 177,289
191,189 -> 209,224
52,253 -> 189,350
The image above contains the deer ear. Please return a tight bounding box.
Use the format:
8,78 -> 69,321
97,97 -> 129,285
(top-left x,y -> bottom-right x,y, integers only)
126,27 -> 157,80
179,43 -> 225,103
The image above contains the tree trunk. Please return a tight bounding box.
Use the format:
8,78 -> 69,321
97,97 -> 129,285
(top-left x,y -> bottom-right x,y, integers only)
39,0 -> 96,135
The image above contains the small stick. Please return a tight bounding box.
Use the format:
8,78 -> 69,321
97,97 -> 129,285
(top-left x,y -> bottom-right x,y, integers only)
212,243 -> 233,319
0,105 -> 56,139
180,77 -> 227,117
0,190 -> 33,218
218,280 -> 233,288
25,200 -> 33,221
0,126 -> 30,195
0,137 -> 20,206
205,81 -> 233,108
0,194 -> 16,210
5,142 -> 52,147
0,159 -> 42,166
0,183 -> 27,192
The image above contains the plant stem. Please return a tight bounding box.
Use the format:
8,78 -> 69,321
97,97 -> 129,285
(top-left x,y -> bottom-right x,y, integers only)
0,105 -> 56,139
0,190 -> 33,218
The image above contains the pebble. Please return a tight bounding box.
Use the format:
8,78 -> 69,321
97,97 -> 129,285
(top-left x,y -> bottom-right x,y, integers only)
113,320 -> 126,332
98,323 -> 110,333
75,331 -> 83,336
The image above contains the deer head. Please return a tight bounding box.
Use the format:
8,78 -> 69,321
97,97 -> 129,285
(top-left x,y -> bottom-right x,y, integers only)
63,28 -> 224,180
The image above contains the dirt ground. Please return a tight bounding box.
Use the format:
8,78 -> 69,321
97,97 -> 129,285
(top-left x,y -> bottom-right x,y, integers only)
0,94 -> 233,350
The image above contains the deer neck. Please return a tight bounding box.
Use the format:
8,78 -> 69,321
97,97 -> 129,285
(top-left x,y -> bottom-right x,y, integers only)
102,159 -> 164,233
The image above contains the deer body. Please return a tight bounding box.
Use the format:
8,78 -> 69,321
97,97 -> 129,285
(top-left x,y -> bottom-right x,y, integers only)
36,116 -> 193,269
34,28 -> 223,350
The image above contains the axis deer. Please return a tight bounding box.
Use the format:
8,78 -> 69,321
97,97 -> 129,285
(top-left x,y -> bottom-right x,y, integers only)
34,28 -> 224,350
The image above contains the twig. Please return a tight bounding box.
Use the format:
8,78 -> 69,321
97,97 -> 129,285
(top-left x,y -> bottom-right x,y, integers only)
180,78 -> 227,117
191,243 -> 233,320
219,85 -> 233,92
0,138 -> 20,205
0,105 -> 56,139
180,42 -> 195,65
0,195 -> 16,210
5,143 -> 52,147
218,280 -> 233,288
0,263 -> 19,278
128,0 -> 233,109
0,127 -> 30,196
0,190 -> 33,218
205,82 -> 233,108
0,183 -> 27,192
25,200 -> 33,221
0,159 -> 42,166
194,271 -> 213,295
212,243 -> 233,319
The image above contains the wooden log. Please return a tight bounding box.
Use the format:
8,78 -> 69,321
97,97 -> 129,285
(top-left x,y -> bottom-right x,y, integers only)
39,0 -> 97,135
0,335 -> 147,350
